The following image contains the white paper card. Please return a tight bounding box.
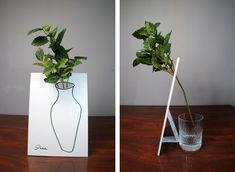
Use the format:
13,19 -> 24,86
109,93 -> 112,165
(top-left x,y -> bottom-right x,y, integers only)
157,57 -> 180,156
28,73 -> 88,157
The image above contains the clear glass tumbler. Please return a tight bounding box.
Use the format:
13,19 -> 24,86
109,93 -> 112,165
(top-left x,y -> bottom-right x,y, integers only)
178,113 -> 204,152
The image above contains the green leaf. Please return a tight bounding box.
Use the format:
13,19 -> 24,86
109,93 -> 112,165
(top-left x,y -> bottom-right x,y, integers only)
74,56 -> 87,60
135,50 -> 152,65
43,66 -> 55,76
132,26 -> 148,39
66,48 -> 73,53
155,22 -> 161,28
67,59 -> 75,66
133,58 -> 140,67
27,28 -> 43,36
153,66 -> 161,72
33,62 -> 44,67
50,42 -> 68,58
35,48 -> 44,61
42,60 -> 53,68
140,58 -> 152,65
43,55 -> 48,62
74,59 -> 82,66
163,31 -> 172,45
164,43 -> 171,53
156,44 -> 165,57
44,54 -> 54,62
152,55 -> 162,70
44,74 -> 60,83
49,27 -> 58,38
145,21 -> 156,35
163,55 -> 170,64
61,72 -> 72,78
136,50 -> 151,58
56,28 -> 66,44
31,36 -> 49,46
68,59 -> 80,66
155,34 -> 164,45
144,37 -> 155,50
43,24 -> 51,32
57,58 -> 68,69
61,67 -> 73,77
63,67 -> 73,73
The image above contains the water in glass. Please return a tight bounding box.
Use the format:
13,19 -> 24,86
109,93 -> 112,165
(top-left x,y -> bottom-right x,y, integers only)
178,113 -> 203,152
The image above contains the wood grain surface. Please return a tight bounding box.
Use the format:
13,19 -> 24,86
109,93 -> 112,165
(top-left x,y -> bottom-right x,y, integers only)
0,115 -> 114,172
121,105 -> 235,172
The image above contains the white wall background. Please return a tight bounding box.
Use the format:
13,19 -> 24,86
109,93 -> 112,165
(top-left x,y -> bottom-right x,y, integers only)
121,0 -> 235,106
0,0 -> 115,116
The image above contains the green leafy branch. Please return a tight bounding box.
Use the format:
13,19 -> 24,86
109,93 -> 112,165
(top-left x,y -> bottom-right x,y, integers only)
28,24 -> 87,88
132,21 -> 193,122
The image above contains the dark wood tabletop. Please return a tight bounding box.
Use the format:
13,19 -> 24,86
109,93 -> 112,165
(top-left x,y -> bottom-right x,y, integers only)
121,105 -> 235,172
0,115 -> 114,172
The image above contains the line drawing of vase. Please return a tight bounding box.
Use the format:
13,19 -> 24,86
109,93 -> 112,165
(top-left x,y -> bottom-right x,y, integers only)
50,82 -> 82,153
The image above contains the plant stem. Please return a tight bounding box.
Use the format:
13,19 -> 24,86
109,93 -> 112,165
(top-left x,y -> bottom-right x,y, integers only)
61,79 -> 65,89
67,78 -> 69,88
175,75 -> 195,125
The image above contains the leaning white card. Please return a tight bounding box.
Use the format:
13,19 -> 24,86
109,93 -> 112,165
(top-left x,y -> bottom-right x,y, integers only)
28,73 -> 88,157
157,58 -> 180,156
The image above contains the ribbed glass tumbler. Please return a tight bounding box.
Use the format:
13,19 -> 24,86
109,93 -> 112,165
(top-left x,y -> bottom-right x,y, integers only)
178,113 -> 204,152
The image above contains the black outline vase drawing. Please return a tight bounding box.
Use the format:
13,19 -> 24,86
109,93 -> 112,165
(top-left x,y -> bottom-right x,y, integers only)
50,82 -> 82,153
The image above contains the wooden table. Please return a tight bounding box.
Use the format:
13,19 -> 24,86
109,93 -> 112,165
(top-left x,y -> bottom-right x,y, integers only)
121,105 -> 235,172
0,115 -> 114,172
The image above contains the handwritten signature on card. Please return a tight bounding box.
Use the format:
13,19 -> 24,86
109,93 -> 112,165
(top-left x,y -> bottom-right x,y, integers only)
34,144 -> 48,150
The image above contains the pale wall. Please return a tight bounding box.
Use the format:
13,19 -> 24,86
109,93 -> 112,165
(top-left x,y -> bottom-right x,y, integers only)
0,0 -> 115,115
121,0 -> 235,106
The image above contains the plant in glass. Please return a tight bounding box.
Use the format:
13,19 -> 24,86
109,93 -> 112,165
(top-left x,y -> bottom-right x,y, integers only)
132,21 -> 193,122
27,24 -> 87,88
27,25 -> 87,153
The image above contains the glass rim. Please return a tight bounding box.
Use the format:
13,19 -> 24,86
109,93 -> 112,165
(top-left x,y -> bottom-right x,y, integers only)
178,113 -> 204,122
55,82 -> 75,90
